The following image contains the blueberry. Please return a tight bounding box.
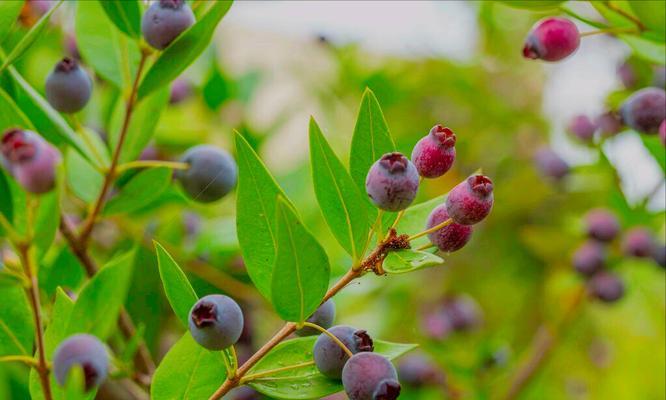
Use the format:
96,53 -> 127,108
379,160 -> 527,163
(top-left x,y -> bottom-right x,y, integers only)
342,353 -> 400,400
445,175 -> 494,225
313,325 -> 374,379
1,129 -> 60,194
619,87 -> 666,134
397,354 -> 444,388
52,334 -> 109,391
365,152 -> 420,211
227,386 -> 261,400
572,240 -> 605,277
652,245 -> 665,269
522,17 -> 580,62
142,0 -> 195,50
175,145 -> 238,203
45,58 -> 92,114
295,299 -> 336,337
595,112 -> 622,137
188,294 -> 244,350
567,115 -> 597,143
588,272 -> 624,303
170,78 -> 192,104
534,147 -> 569,180
411,125 -> 456,178
622,227 -> 655,258
585,208 -> 620,242
426,204 -> 473,253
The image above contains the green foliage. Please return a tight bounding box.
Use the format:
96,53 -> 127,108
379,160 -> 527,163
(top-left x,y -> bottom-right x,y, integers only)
0,286 -> 34,357
103,167 -> 172,215
155,242 -> 198,327
0,1 -> 23,44
98,0 -> 142,39
383,249 -> 444,274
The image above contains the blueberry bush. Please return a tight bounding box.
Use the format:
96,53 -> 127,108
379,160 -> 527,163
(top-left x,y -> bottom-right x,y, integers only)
0,1 -> 664,399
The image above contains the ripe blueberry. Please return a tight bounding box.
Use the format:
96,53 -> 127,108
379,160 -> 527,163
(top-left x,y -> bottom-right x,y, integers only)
342,352 -> 400,400
45,58 -> 92,114
622,227 -> 655,258
1,129 -> 60,194
175,145 -> 238,203
595,112 -> 622,137
52,334 -> 109,391
567,115 -> 597,143
445,175 -> 494,225
619,87 -> 666,134
534,147 -> 569,180
426,204 -> 473,253
585,208 -> 620,242
588,272 -> 624,303
652,245 -> 665,269
365,152 -> 419,212
188,294 -> 244,350
411,125 -> 456,178
522,17 -> 579,62
397,354 -> 444,388
170,78 -> 192,104
295,299 -> 336,337
572,240 -> 605,277
313,325 -> 374,379
142,0 -> 195,50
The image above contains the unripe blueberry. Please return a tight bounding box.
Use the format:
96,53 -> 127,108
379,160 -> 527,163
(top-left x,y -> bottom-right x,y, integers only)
45,58 -> 92,114
534,147 -> 569,180
142,0 -> 195,50
522,17 -> 579,62
595,112 -> 622,137
585,208 -> 620,242
588,272 -> 624,303
445,175 -> 494,225
411,125 -> 456,178
52,334 -> 109,391
365,152 -> 419,212
1,129 -> 60,194
295,299 -> 336,337
619,87 -> 666,134
342,353 -> 400,400
170,78 -> 192,104
426,204 -> 473,253
175,145 -> 238,203
313,325 -> 374,379
652,245 -> 665,269
572,240 -> 605,277
622,227 -> 655,258
397,354 -> 444,388
188,294 -> 244,350
567,115 -> 597,143
659,120 -> 665,146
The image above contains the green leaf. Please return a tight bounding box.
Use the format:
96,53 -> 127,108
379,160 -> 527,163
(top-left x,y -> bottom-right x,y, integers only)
63,367 -> 88,400
0,286 -> 34,356
309,117 -> 368,261
272,198 -> 330,323
103,167 -> 172,215
155,242 -> 198,327
33,187 -> 61,260
38,247 -> 86,297
0,86 -> 34,132
0,1 -> 23,44
98,0 -> 141,38
383,249 -> 444,274
66,251 -> 134,340
640,133 -> 666,173
499,0 -> 565,10
247,337 -> 416,400
235,132 -> 290,300
0,170 -> 13,225
151,333 -> 227,400
620,34 -> 666,65
137,1 -> 234,99
629,1 -> 666,35
76,0 -> 141,89
65,149 -> 104,203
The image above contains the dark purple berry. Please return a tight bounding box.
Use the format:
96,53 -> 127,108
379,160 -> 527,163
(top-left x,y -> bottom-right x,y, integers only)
295,299 -> 336,337
45,58 -> 92,113
175,145 -> 238,203
188,294 -> 244,350
141,0 -> 195,50
397,354 -> 444,388
588,272 -> 624,303
313,325 -> 374,379
585,208 -> 620,242
227,386 -> 261,400
652,245 -> 665,269
342,353 -> 400,400
52,334 -> 109,391
567,115 -> 597,143
619,87 -> 666,134
365,152 -> 419,211
411,125 -> 456,178
443,295 -> 482,332
1,129 -> 60,194
522,17 -> 580,62
445,175 -> 494,225
572,240 -> 605,277
170,78 -> 192,104
622,227 -> 655,258
534,147 -> 569,180
595,112 -> 622,137
426,204 -> 473,252
617,61 -> 636,88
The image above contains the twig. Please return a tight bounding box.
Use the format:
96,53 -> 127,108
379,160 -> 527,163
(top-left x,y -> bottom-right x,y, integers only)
0,355 -> 40,368
240,360 -> 315,383
115,160 -> 189,174
408,218 -> 452,241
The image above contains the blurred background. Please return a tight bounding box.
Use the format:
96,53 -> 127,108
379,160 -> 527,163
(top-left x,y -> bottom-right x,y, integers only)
1,1 -> 664,399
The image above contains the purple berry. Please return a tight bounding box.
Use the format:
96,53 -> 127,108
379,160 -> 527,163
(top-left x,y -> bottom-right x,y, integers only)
422,308 -> 452,340
313,325 -> 374,379
45,58 -> 92,113
622,227 -> 655,258
365,152 -> 420,212
522,17 -> 580,62
567,115 -> 597,143
445,175 -> 494,225
52,334 -> 109,391
534,147 -> 569,180
426,204 -> 473,252
397,354 -> 444,388
619,87 -> 666,134
588,272 -> 624,303
617,61 -> 636,88
572,240 -> 605,277
296,299 -> 336,337
595,112 -> 622,137
443,295 -> 482,332
170,78 -> 192,104
342,353 -> 400,400
141,0 -> 195,50
1,129 -> 60,194
227,386 -> 261,400
652,245 -> 665,269
175,145 -> 238,203
188,294 -> 244,350
585,208 -> 620,242
411,125 -> 456,178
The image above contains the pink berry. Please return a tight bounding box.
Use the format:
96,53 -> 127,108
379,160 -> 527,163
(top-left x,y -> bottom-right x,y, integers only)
619,87 -> 666,134
534,147 -> 569,180
522,17 -> 580,62
585,208 -> 620,242
622,227 -> 655,258
426,204 -> 472,253
595,112 -> 622,137
588,272 -> 624,303
411,125 -> 456,178
572,240 -> 605,277
567,115 -> 597,143
1,129 -> 60,194
445,175 -> 494,225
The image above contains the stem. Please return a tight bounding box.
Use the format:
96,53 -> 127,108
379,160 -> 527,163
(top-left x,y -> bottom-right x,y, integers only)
416,242 -> 435,251
408,218 -> 452,241
604,1 -> 645,31
116,160 -> 190,174
68,114 -> 106,171
301,322 -> 353,357
0,213 -> 20,242
390,210 -> 405,230
240,361 -> 315,383
0,355 -> 40,368
375,211 -> 385,242
579,27 -> 639,37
